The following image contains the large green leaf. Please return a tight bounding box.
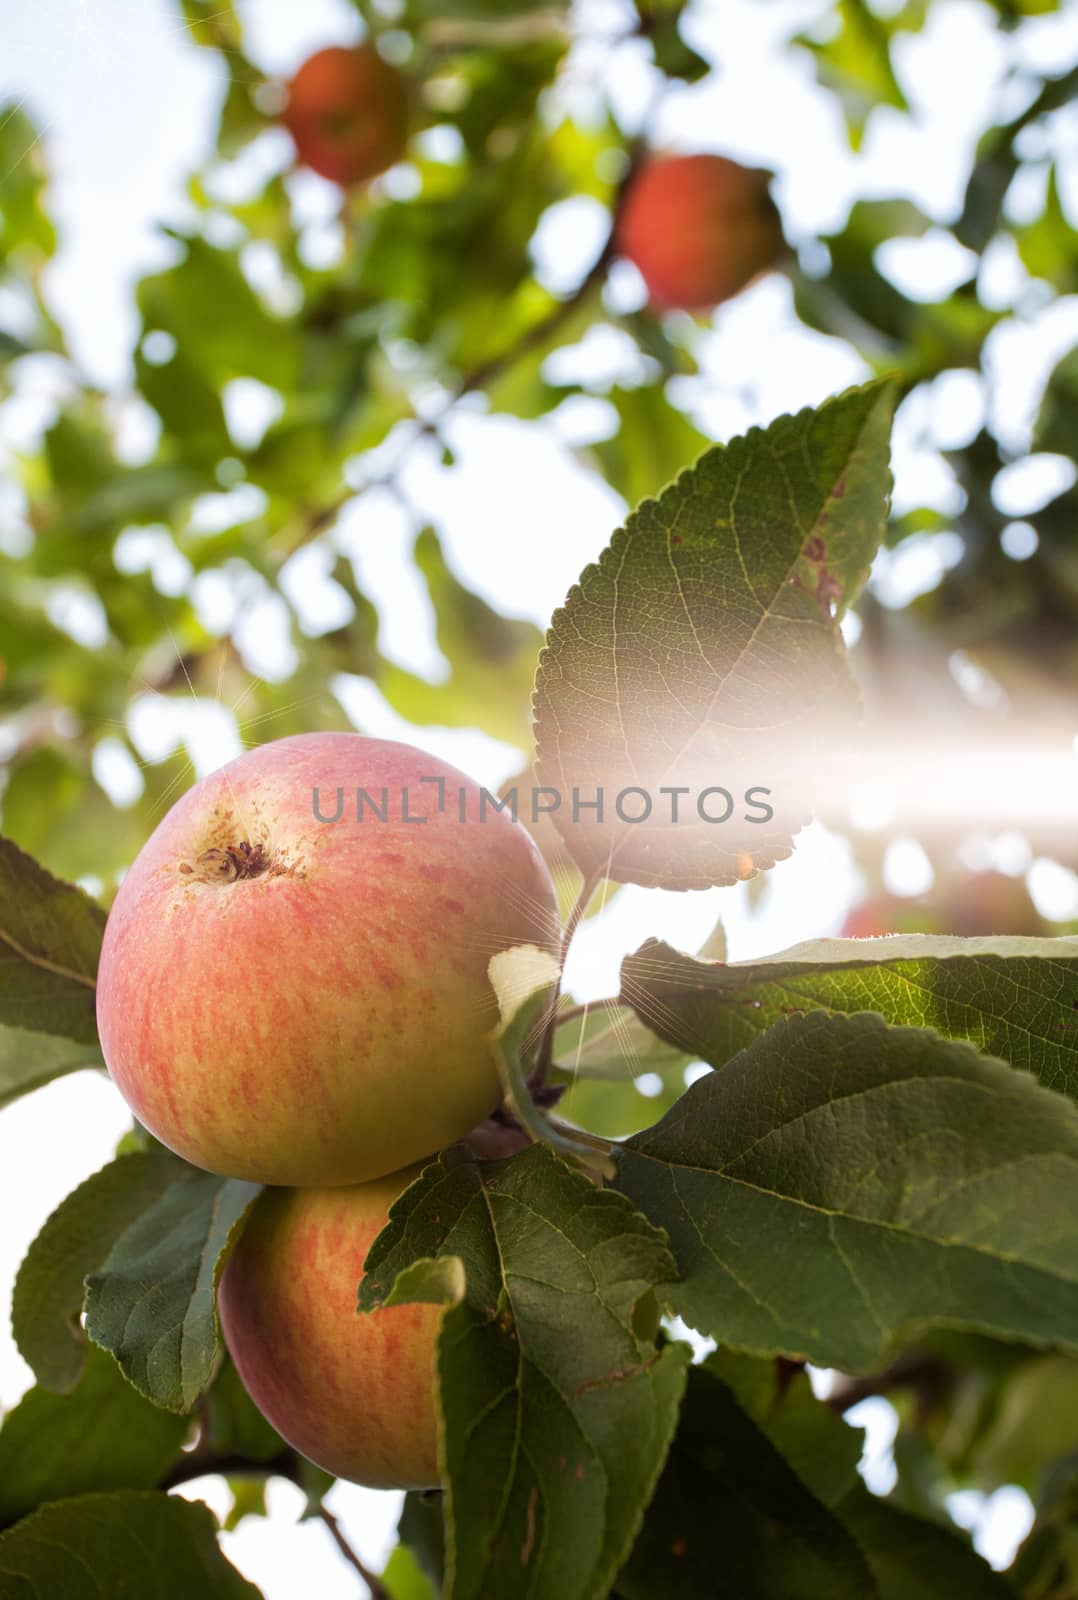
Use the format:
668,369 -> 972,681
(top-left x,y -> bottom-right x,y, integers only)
533,381 -> 895,889
618,933 -> 1078,1098
13,1148 -> 185,1393
360,1144 -> 689,1600
615,1363 -> 877,1598
0,1347 -> 188,1527
0,837 -> 105,1044
614,1010 -> 1078,1370
85,1168 -> 260,1413
0,1492 -> 261,1599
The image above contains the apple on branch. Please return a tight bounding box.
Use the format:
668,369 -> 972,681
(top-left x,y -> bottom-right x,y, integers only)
218,1165 -> 441,1489
616,152 -> 785,312
283,44 -> 409,187
96,733 -> 559,1187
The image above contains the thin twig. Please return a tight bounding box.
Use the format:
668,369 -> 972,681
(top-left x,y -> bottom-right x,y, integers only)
556,995 -> 623,1026
159,1446 -> 297,1492
824,1354 -> 950,1416
160,1446 -> 390,1597
455,231 -> 616,400
318,1504 -> 391,1600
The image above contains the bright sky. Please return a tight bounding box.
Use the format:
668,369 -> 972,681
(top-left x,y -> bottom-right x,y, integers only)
3,0 -> 1078,1588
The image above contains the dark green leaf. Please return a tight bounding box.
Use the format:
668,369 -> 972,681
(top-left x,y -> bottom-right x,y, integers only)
203,1359 -> 286,1465
840,1488 -> 1015,1600
0,1347 -> 188,1527
361,1144 -> 689,1600
13,1148 -> 184,1393
85,1168 -> 261,1413
615,1363 -> 877,1599
615,1010 -> 1078,1370
0,1026 -> 102,1113
0,1492 -> 261,1599
397,1491 -> 446,1593
0,836 -> 105,1044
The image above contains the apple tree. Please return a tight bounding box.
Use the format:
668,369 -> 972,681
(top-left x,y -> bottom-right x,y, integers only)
1,3 -> 1077,1597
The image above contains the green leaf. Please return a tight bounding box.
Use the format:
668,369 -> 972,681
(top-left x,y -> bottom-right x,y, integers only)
614,1010 -> 1078,1370
840,1488 -> 1015,1600
397,1492 -> 446,1594
137,235 -> 299,391
0,105 -> 56,266
0,1026 -> 102,1113
360,1144 -> 689,1600
702,1350 -> 1014,1599
589,386 -> 710,510
0,836 -> 105,1044
1035,340 -> 1078,457
0,1347 -> 188,1527
618,933 -> 1078,1098
800,0 -> 909,148
0,1492 -> 261,1599
380,526 -> 545,748
382,1542 -> 438,1600
13,1148 -> 184,1393
971,1354 -> 1078,1492
615,1362 -> 878,1598
85,1168 -> 261,1413
202,1358 -> 286,1465
488,945 -> 616,1175
533,381 -> 895,890
706,1351 -> 864,1511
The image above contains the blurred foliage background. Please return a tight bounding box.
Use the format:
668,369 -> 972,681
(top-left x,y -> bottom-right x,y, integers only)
1,0 -> 1078,1584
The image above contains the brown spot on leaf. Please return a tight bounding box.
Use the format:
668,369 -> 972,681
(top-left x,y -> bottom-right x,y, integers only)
521,1486 -> 539,1567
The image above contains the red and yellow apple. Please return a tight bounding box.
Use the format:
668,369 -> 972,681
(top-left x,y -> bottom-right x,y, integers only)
616,153 -> 784,311
283,44 -> 409,186
96,732 -> 558,1186
219,1166 -> 440,1488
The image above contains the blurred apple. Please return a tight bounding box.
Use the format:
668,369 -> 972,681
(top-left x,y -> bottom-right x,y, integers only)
616,153 -> 784,311
284,44 -> 409,186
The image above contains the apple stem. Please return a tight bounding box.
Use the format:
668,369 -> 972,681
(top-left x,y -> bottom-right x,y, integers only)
556,995 -> 622,1026
530,867 -> 603,1091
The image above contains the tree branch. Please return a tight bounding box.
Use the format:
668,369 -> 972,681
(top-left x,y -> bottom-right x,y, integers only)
318,1504 -> 391,1600
160,1445 -> 391,1598
159,1445 -> 298,1492
824,1354 -> 951,1417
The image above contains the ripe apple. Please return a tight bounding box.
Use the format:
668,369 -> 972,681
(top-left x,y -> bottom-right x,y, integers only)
283,44 -> 409,186
616,153 -> 784,312
96,732 -> 559,1186
219,1166 -> 441,1488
